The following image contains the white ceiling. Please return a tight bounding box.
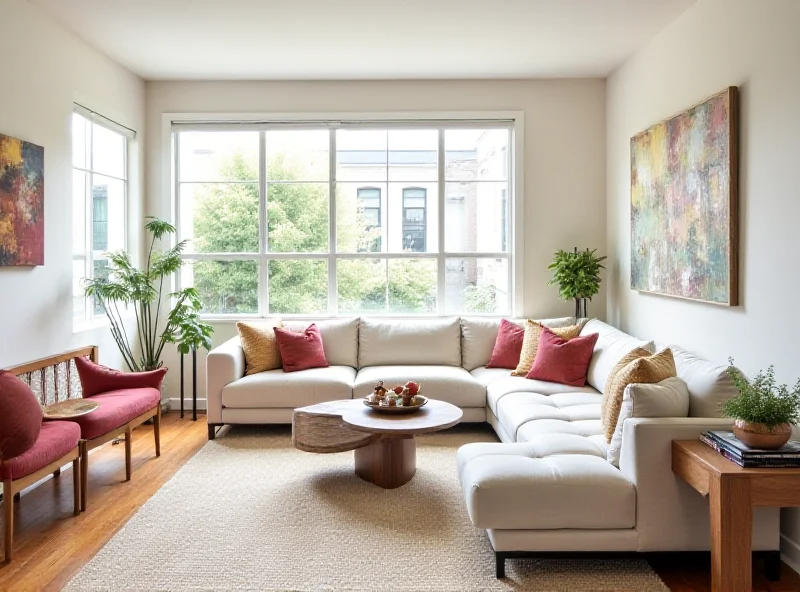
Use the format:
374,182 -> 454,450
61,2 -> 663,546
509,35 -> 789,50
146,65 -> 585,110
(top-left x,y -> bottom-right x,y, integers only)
30,0 -> 696,81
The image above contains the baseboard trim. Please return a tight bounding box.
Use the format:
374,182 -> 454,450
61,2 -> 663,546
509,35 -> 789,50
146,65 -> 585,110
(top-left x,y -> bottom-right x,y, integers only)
168,397 -> 208,412
780,533 -> 800,574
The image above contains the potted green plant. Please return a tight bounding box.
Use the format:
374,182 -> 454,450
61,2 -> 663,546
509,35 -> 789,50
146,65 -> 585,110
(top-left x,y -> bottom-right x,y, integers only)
722,359 -> 800,449
547,248 -> 606,318
84,218 -> 214,372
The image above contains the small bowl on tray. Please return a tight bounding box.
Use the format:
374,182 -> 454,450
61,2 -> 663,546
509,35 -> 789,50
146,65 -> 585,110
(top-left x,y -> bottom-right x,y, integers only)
363,395 -> 428,414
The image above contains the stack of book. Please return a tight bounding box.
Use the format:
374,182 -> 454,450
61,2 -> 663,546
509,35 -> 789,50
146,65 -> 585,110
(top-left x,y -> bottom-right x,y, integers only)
700,430 -> 800,468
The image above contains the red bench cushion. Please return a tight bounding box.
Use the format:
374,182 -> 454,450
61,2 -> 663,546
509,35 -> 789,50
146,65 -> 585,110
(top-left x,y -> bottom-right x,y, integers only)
0,421 -> 80,480
69,388 -> 161,440
74,356 -> 167,398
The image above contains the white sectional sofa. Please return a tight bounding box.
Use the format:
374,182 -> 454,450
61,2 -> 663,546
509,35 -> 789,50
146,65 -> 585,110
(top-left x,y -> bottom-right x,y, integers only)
206,316 -> 780,575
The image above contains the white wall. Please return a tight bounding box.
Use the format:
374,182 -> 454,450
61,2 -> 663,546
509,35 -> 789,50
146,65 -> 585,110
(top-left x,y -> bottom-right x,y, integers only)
145,79 -> 607,401
0,0 -> 145,370
605,0 -> 800,564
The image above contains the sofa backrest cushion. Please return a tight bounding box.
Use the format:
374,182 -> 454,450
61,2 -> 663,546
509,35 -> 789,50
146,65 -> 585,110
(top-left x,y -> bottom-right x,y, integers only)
580,319 -> 655,393
359,318 -> 461,367
460,316 -> 576,371
282,318 -> 359,368
669,345 -> 738,418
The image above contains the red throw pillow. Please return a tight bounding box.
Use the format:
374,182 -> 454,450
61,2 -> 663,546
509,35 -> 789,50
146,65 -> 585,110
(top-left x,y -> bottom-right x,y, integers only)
0,371 -> 43,461
525,328 -> 599,387
487,319 -> 525,369
74,356 -> 168,397
274,324 -> 329,372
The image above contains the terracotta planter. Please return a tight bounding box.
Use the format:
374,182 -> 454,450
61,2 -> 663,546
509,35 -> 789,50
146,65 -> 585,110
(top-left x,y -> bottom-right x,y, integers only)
732,419 -> 792,449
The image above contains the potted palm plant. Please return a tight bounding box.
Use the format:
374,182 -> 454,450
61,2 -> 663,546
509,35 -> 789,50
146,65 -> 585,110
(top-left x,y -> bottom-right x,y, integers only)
722,360 -> 800,449
547,248 -> 606,318
84,218 -> 213,372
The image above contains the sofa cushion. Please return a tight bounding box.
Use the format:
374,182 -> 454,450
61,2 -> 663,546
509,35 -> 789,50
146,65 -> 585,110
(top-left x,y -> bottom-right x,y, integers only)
0,421 -> 80,480
469,367 -> 511,388
513,320 -> 584,377
69,387 -> 161,440
457,441 -> 635,530
496,391 -> 603,444
487,319 -> 525,369
221,366 -> 356,409
487,376 -> 598,417
670,345 -> 739,418
359,318 -> 461,367
283,318 -> 359,368
354,365 -> 485,408
580,319 -> 655,393
526,329 -> 599,386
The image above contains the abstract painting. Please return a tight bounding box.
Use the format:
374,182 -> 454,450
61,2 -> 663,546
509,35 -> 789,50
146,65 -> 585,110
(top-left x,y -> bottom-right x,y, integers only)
0,133 -> 44,266
631,87 -> 738,305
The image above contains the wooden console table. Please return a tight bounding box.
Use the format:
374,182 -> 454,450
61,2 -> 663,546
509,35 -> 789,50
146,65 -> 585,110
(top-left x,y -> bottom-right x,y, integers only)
672,440 -> 797,591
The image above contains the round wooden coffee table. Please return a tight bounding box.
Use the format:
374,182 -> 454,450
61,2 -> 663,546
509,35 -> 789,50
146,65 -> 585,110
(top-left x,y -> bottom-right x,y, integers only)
292,399 -> 462,489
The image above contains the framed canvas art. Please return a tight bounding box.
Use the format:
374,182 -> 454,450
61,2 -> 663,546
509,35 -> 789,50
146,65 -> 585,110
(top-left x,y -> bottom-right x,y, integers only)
630,86 -> 738,305
0,133 -> 44,266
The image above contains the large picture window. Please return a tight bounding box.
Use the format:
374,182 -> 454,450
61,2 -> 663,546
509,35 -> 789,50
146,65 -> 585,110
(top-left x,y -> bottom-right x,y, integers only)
72,107 -> 131,323
174,123 -> 513,316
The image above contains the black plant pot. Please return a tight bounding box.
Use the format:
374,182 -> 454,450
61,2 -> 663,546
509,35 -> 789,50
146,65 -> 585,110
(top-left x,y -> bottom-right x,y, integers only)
575,297 -> 588,319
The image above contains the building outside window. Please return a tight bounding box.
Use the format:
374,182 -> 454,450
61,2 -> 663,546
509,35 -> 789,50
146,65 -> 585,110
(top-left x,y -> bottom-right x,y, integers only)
402,188 -> 426,252
172,124 -> 513,316
72,107 -> 132,323
356,187 -> 381,252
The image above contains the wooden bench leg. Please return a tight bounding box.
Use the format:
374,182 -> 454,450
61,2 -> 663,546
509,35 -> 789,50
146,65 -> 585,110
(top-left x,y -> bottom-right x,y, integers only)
72,455 -> 81,516
80,440 -> 88,512
124,427 -> 133,482
53,468 -> 61,478
154,405 -> 161,458
3,479 -> 13,563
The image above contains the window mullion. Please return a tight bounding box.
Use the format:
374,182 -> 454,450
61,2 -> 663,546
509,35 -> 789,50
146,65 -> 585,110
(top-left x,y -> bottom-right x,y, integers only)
328,128 -> 337,315
436,129 -> 445,315
85,122 -> 94,321
259,131 -> 269,316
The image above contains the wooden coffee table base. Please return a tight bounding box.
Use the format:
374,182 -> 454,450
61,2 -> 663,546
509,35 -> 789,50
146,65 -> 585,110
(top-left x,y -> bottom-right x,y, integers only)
354,435 -> 416,489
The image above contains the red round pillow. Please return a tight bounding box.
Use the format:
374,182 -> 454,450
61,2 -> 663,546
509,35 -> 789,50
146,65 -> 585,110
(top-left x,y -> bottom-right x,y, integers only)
0,371 -> 43,461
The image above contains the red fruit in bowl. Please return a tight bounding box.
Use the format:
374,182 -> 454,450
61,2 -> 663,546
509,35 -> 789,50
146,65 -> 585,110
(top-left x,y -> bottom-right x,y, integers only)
405,381 -> 419,395
393,386 -> 404,395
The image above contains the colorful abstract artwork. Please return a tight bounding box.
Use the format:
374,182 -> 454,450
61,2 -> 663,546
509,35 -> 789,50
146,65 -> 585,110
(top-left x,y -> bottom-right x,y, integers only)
0,133 -> 44,266
630,87 -> 738,305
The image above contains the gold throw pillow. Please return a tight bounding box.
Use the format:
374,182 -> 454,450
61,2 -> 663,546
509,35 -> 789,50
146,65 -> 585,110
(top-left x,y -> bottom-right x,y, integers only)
237,319 -> 283,375
600,347 -> 652,419
602,348 -> 677,442
511,320 -> 583,376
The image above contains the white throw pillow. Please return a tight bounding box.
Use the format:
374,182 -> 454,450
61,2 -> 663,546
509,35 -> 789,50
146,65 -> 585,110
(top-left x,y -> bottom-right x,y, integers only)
607,376 -> 690,466
669,345 -> 739,418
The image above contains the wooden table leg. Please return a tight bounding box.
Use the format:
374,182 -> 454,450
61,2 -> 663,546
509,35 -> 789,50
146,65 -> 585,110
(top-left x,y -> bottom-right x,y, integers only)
354,435 -> 416,489
709,474 -> 752,592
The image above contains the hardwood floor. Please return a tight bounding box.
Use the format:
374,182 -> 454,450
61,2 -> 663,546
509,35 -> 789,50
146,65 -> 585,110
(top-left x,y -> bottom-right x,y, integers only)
1,413 -> 798,591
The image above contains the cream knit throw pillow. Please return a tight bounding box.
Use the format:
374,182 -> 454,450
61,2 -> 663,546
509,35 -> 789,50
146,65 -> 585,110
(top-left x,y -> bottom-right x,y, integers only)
237,319 -> 283,375
511,320 -> 583,376
602,348 -> 677,442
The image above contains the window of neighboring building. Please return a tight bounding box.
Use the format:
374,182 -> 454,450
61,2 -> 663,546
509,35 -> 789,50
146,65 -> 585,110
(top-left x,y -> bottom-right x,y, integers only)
72,107 -> 132,323
357,187 -> 382,252
172,124 -> 513,316
402,187 -> 426,252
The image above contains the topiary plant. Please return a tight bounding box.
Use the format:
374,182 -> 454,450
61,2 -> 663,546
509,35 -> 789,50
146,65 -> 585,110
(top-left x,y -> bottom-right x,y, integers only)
722,359 -> 800,427
547,248 -> 606,317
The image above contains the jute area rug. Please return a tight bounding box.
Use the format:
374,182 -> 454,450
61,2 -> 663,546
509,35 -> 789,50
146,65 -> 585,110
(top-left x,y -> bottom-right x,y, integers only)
66,425 -> 668,592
